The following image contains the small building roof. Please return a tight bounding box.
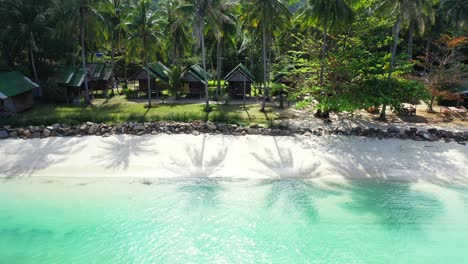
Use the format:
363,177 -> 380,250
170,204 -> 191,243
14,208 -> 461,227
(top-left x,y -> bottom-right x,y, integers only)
225,63 -> 255,82
101,65 -> 114,81
0,71 -> 38,99
181,65 -> 211,83
148,62 -> 171,82
182,71 -> 206,84
68,68 -> 86,87
129,61 -> 171,82
190,65 -> 212,81
49,66 -> 76,84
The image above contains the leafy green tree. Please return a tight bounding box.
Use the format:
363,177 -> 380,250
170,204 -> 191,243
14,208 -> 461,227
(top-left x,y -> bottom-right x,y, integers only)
441,0 -> 468,34
377,0 -> 434,119
0,0 -> 52,84
127,0 -> 163,107
68,0 -> 106,103
298,0 -> 354,87
242,0 -> 292,112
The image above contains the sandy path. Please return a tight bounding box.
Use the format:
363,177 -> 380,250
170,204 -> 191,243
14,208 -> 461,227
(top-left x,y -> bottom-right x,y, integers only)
0,134 -> 466,185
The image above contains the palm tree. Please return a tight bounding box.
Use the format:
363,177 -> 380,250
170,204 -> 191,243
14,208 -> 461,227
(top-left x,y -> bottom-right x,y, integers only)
377,0 -> 434,120
68,0 -> 106,104
0,0 -> 51,87
205,0 -> 237,100
298,0 -> 354,87
406,1 -> 435,59
192,0 -> 220,111
159,0 -> 191,65
441,0 -> 468,34
127,0 -> 162,108
100,0 -> 130,92
243,0 -> 292,112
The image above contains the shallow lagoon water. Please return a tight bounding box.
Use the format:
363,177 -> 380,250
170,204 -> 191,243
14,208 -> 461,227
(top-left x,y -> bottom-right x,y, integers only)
0,177 -> 467,263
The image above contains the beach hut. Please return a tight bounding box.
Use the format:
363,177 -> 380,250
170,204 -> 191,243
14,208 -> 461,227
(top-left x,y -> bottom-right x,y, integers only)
129,61 -> 171,95
48,66 -> 85,103
224,63 -> 254,98
181,65 -> 212,98
87,63 -> 114,92
0,71 -> 38,113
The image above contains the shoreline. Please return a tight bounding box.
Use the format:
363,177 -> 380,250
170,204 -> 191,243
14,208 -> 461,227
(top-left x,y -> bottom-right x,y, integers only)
1,134 -> 466,185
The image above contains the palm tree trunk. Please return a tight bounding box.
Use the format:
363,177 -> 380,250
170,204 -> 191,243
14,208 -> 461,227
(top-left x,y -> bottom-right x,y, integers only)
29,40 -> 40,97
320,21 -> 328,87
261,25 -> 267,112
380,17 -> 401,120
81,7 -> 90,104
407,22 -> 414,59
201,28 -> 209,111
216,38 -> 222,100
29,34 -> 39,82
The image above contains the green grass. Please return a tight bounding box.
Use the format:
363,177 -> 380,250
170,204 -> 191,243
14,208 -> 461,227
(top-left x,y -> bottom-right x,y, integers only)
0,96 -> 277,127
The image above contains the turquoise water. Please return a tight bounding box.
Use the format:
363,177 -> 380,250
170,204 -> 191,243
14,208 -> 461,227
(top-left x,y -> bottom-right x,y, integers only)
0,178 -> 467,264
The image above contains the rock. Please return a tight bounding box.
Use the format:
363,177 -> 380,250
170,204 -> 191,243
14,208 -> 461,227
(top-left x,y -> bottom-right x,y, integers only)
136,131 -> 145,136
303,131 -> 312,137
409,127 -> 418,133
151,130 -> 158,135
86,121 -> 95,126
421,132 -> 438,142
387,125 -> 400,134
249,124 -> 259,129
192,131 -> 200,136
398,133 -> 409,140
79,124 -> 88,131
427,128 -> 438,134
102,133 -> 111,138
52,124 -> 61,130
0,130 -> 9,139
206,121 -> 217,130
9,131 -> 18,138
32,132 -> 41,138
42,128 -> 51,138
88,124 -> 99,135
133,124 -> 146,131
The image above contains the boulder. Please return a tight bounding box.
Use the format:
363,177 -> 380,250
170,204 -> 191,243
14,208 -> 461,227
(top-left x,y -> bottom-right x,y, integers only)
192,131 -> 200,136
88,124 -> 99,135
42,128 -> 51,138
133,124 -> 146,131
32,132 -> 41,138
387,125 -> 400,134
206,121 -> 217,130
0,130 -> 9,139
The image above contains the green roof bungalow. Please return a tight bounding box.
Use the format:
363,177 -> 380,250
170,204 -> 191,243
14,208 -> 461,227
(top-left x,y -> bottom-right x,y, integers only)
0,71 -> 38,113
87,63 -> 114,92
129,61 -> 171,96
181,65 -> 211,98
48,66 -> 83,103
224,63 -> 254,98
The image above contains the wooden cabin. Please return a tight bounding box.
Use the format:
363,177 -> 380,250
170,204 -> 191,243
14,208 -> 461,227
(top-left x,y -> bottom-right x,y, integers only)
224,63 -> 254,98
48,66 -> 85,103
0,71 -> 38,113
87,63 -> 114,92
129,62 -> 171,96
181,65 -> 211,98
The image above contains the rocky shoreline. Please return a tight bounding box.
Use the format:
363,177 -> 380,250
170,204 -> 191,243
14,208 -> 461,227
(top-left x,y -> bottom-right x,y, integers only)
0,121 -> 467,145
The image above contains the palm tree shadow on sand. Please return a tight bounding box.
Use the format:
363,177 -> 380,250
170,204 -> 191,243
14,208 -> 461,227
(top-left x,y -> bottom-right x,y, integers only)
93,135 -> 156,170
166,134 -> 229,178
250,137 -> 337,222
1,138 -> 84,178
165,134 -> 230,207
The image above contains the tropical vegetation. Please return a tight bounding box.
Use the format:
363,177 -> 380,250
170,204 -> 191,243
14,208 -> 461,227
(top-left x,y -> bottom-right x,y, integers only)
0,0 -> 466,121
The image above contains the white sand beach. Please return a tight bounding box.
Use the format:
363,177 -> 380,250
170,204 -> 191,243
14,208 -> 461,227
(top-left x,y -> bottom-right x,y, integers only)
0,134 -> 467,184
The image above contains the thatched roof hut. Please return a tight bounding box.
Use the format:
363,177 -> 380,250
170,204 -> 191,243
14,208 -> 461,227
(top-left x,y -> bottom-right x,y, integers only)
224,63 -> 254,98
0,71 -> 38,113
